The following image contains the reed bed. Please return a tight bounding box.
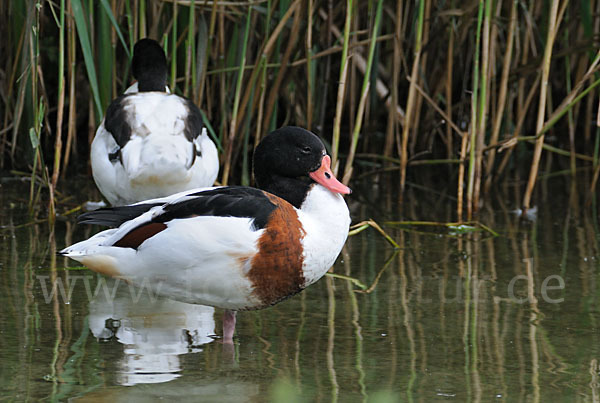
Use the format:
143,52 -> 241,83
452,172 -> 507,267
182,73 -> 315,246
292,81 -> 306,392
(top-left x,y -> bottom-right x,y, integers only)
0,0 -> 599,220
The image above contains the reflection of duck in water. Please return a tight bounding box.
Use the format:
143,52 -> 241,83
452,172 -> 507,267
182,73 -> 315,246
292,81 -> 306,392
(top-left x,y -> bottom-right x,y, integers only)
88,279 -> 215,386
62,127 -> 351,343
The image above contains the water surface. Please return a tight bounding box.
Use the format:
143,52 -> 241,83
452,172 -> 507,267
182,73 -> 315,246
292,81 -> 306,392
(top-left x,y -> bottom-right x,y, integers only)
1,173 -> 599,401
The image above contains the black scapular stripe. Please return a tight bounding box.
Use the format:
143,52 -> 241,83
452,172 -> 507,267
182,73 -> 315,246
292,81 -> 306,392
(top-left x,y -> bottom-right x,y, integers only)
77,203 -> 162,227
77,187 -> 278,231
103,95 -> 132,149
156,187 -> 277,230
104,94 -> 204,150
182,98 -> 204,142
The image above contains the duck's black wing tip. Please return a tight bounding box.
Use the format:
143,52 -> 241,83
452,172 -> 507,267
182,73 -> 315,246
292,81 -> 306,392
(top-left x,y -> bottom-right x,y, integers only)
77,203 -> 163,227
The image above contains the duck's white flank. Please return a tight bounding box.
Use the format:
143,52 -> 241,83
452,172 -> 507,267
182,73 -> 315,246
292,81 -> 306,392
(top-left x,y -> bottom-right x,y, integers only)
62,214 -> 263,310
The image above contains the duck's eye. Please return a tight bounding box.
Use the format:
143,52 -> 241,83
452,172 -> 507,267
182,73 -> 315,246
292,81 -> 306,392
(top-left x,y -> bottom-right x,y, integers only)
301,146 -> 311,155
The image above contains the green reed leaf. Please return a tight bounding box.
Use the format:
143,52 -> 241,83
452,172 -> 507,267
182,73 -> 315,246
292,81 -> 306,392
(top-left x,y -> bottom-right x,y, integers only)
71,0 -> 103,119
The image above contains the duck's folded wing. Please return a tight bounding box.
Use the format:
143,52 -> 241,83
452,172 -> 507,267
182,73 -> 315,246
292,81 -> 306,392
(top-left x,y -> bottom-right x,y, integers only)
156,187 -> 277,230
77,203 -> 163,226
76,186 -> 280,250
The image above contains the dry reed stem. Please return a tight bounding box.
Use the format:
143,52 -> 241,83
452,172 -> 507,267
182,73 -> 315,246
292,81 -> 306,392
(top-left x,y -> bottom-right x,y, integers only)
306,0 -> 313,129
220,6 -> 253,186
263,4 -> 303,134
253,58 -> 268,152
540,51 -> 600,134
472,0 -> 492,216
485,0 -> 517,189
341,83 -> 369,184
466,0 -> 485,221
516,1 -> 535,120
522,0 -> 560,212
183,0 -> 195,98
457,124 -> 469,222
400,0 -> 425,194
61,10 -> 77,177
233,0 -> 300,146
288,33 -> 395,68
1,21 -> 26,168
384,1 -> 402,162
445,9 -> 455,159
408,78 -> 465,138
590,163 -> 600,201
12,42 -> 30,159
597,92 -> 600,128
408,0 -> 430,155
196,0 -> 219,106
331,0 -> 353,174
163,0 -> 269,5
52,0 -> 66,189
496,75 -> 541,178
341,0 -> 383,185
169,0 -> 178,91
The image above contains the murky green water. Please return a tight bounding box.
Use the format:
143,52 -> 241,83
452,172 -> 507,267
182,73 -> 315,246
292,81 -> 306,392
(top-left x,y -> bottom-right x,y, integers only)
1,173 -> 599,401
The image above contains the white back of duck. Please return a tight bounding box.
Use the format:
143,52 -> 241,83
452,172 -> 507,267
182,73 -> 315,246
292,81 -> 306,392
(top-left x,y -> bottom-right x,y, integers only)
91,38 -> 218,206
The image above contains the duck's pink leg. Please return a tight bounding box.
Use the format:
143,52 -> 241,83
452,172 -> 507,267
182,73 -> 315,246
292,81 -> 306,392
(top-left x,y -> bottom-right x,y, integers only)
223,309 -> 237,343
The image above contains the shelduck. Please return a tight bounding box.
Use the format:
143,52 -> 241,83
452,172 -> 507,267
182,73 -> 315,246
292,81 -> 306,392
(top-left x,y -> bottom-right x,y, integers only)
61,126 -> 351,343
91,38 -> 219,206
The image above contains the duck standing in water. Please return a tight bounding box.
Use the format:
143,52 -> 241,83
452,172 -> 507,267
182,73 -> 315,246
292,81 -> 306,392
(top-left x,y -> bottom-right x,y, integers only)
91,38 -> 219,205
62,127 -> 351,343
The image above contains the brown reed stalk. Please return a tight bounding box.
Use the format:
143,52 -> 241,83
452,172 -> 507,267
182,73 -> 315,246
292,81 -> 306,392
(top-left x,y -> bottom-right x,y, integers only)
263,4 -> 303,134
465,0 -> 485,221
62,8 -> 77,177
331,0 -> 353,175
348,11 -> 357,139
384,1 -> 402,163
169,0 -> 178,91
11,23 -> 32,161
196,0 -> 219,107
1,17 -> 26,168
400,0 -> 425,194
233,0 -> 300,146
540,51 -> 600,134
410,79 -> 464,137
316,14 -> 404,127
445,4 -> 455,159
408,0 -> 430,155
220,6 -> 253,186
341,0 -> 383,184
252,4 -> 273,153
516,1 -> 535,121
470,0 -> 492,218
484,0 -> 517,190
305,0 -> 313,130
183,0 -> 195,98
496,76 -> 541,178
52,0 -> 66,190
522,0 -> 561,212
457,129 -> 469,222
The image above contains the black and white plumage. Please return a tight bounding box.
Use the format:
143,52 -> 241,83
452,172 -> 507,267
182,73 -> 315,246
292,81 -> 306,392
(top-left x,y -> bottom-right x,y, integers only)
62,127 -> 351,343
91,38 -> 219,206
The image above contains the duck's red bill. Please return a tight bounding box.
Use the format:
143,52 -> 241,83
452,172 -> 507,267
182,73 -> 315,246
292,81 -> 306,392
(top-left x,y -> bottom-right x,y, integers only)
309,155 -> 352,195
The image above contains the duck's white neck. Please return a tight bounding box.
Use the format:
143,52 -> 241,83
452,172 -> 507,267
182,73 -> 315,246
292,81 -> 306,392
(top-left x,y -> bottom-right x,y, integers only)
297,184 -> 351,286
300,184 -> 347,216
